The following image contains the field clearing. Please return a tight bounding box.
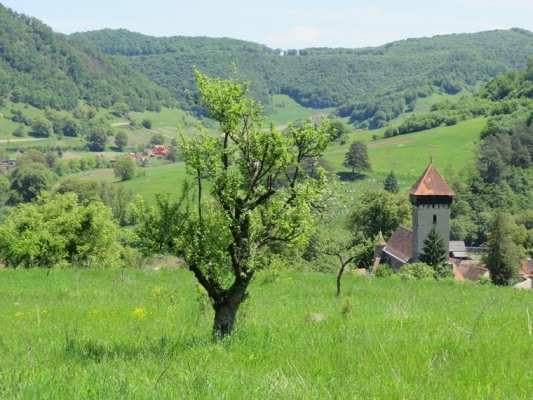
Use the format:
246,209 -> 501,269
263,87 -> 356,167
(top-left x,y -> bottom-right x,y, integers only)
269,95 -> 334,127
324,117 -> 487,192
1,268 -> 531,399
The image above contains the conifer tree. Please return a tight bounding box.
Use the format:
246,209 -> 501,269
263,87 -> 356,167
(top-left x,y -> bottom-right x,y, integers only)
383,171 -> 399,193
419,225 -> 447,268
486,212 -> 520,285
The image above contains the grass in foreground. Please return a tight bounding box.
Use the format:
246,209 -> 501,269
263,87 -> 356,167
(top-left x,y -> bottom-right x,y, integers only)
1,268 -> 531,399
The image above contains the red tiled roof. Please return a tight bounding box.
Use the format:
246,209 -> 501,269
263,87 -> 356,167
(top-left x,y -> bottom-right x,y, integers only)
383,226 -> 412,263
409,163 -> 455,196
453,265 -> 465,281
457,264 -> 489,281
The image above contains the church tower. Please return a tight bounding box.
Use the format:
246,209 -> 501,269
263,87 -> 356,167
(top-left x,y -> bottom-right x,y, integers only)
409,163 -> 455,261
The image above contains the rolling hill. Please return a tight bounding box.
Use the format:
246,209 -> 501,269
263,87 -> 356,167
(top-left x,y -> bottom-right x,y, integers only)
71,28 -> 533,127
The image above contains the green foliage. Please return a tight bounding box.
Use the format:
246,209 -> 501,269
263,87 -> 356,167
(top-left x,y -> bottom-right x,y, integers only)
347,190 -> 411,239
383,171 -> 399,193
398,262 -> 434,280
113,156 -> 138,181
114,131 -> 128,151
328,120 -> 351,141
419,225 -> 448,268
150,133 -> 165,145
12,124 -> 25,137
71,28 -> 533,124
86,126 -> 108,151
56,177 -> 135,226
10,161 -> 54,202
136,70 -> 332,337
343,141 -> 371,174
141,118 -> 153,129
373,263 -> 393,277
0,6 -> 173,111
0,192 -> 123,268
30,117 -> 53,137
485,212 -> 520,286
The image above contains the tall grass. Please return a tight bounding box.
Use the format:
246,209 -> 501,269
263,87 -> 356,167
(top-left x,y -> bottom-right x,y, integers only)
1,268 -> 531,399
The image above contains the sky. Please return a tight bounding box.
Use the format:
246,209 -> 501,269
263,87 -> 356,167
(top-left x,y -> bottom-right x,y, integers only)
2,0 -> 533,49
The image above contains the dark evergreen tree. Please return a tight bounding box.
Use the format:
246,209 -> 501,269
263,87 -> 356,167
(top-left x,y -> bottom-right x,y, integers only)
485,212 -> 520,286
383,171 -> 399,193
419,225 -> 447,268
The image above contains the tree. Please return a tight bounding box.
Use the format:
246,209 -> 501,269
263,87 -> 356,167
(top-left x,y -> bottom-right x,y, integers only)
87,127 -> 108,151
30,117 -> 53,138
141,118 -> 153,129
485,212 -> 520,285
114,131 -> 128,152
113,156 -> 137,181
328,120 -> 350,141
112,102 -> 130,117
10,162 -> 54,202
313,229 -> 372,296
165,146 -> 179,162
347,190 -> 411,239
150,133 -> 165,145
56,177 -> 135,226
419,225 -> 447,269
343,141 -> 371,174
135,69 -> 332,338
383,171 -> 399,193
0,192 -> 123,269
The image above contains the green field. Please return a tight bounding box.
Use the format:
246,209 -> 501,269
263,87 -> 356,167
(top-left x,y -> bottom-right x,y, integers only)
1,268 -> 531,399
69,116 -> 485,207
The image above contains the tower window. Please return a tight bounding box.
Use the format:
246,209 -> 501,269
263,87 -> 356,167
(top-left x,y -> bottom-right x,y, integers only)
433,215 -> 437,225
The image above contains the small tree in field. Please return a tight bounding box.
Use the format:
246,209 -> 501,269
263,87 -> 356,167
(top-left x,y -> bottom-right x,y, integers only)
343,141 -> 371,174
135,69 -> 332,338
383,171 -> 399,193
113,156 -> 137,181
313,229 -> 372,296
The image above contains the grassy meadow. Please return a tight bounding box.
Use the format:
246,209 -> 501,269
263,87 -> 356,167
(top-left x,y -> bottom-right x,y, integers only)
1,267 -> 531,399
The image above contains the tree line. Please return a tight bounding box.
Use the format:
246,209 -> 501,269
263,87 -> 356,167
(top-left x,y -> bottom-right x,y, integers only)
71,28 -> 533,125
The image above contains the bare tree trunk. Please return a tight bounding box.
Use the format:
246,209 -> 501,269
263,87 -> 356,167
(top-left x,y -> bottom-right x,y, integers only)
337,263 -> 347,297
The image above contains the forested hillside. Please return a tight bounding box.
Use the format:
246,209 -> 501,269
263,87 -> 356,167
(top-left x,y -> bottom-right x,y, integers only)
0,4 -> 174,112
71,28 -> 533,126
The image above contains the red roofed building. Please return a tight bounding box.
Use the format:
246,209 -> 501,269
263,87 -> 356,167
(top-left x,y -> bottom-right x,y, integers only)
374,163 -> 456,272
409,163 -> 455,261
152,145 -> 168,157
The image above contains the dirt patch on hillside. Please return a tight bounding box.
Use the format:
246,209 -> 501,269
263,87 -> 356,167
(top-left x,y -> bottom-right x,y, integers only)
368,137 -> 415,149
0,138 -> 46,143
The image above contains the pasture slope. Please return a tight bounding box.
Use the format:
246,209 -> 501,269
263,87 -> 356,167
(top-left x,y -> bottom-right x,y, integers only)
1,268 -> 531,399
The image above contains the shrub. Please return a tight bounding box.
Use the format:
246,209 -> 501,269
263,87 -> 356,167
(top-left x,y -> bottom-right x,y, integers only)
374,263 -> 394,278
434,264 -> 454,279
398,262 -> 434,280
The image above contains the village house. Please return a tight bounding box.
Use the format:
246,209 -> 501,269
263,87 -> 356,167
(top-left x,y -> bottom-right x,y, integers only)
143,145 -> 168,157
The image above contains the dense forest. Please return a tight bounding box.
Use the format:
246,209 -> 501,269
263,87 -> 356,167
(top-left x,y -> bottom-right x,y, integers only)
0,4 -> 174,112
71,28 -> 533,125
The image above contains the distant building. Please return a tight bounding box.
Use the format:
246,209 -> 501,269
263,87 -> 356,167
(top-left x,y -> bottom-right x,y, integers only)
377,163 -> 456,270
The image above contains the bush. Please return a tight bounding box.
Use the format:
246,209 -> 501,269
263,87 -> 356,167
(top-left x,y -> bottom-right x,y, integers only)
434,264 -> 454,279
374,263 -> 393,278
398,262 -> 434,280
